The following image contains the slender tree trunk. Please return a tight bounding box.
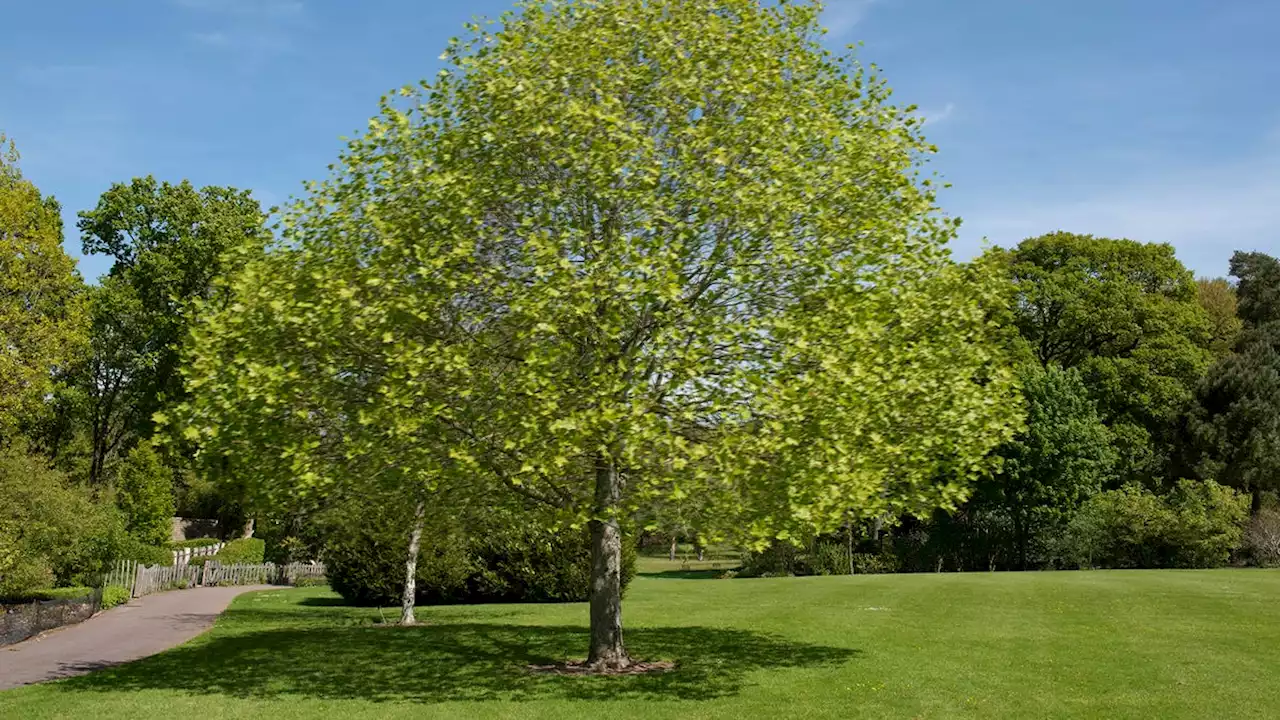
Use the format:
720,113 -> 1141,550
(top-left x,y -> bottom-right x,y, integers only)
669,535 -> 677,562
588,458 -> 629,670
847,520 -> 855,575
400,500 -> 426,626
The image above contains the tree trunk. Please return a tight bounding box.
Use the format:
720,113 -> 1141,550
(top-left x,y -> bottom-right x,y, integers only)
400,500 -> 426,626
847,520 -> 855,575
588,458 -> 630,670
1252,485 -> 1263,516
669,535 -> 677,562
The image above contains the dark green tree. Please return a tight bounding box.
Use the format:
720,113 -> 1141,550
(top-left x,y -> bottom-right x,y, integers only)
116,441 -> 176,546
1190,253 -> 1280,514
75,177 -> 266,483
978,365 -> 1114,568
993,232 -> 1213,485
1230,251 -> 1280,329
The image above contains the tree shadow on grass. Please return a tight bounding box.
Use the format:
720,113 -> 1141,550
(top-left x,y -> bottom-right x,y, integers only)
59,623 -> 858,703
638,569 -> 732,580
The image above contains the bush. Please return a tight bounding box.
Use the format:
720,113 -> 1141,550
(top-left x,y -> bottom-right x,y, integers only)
1,446 -> 131,593
0,584 -> 96,605
323,503 -> 636,607
739,538 -> 899,577
170,538 -> 221,550
101,585 -> 131,609
1064,480 -> 1247,568
214,538 -> 266,565
737,542 -> 804,577
292,575 -> 328,588
1245,508 -> 1280,567
116,443 -> 175,547
121,537 -> 174,567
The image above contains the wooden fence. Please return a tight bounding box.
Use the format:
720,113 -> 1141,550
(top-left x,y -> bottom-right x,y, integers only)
172,543 -> 224,566
103,560 -> 326,598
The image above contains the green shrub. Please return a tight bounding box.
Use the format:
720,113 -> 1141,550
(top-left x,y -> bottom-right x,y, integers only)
852,551 -> 900,574
170,538 -> 221,550
101,585 -> 131,609
1065,480 -> 1248,568
292,575 -> 328,588
324,504 -> 636,607
39,586 -> 95,601
1,447 -> 131,592
737,542 -> 804,577
740,537 -> 901,577
121,537 -> 174,567
214,537 -> 265,565
116,443 -> 175,547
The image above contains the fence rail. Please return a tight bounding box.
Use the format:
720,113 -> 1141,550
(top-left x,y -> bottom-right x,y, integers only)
173,543 -> 225,566
103,560 -> 326,598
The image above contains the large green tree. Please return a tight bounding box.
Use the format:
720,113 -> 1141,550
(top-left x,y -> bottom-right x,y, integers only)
0,135 -> 88,443
1197,277 -> 1243,359
994,232 -> 1213,484
76,177 -> 266,483
978,365 -> 1114,569
1189,252 -> 1280,513
1230,251 -> 1280,329
181,0 -> 1021,668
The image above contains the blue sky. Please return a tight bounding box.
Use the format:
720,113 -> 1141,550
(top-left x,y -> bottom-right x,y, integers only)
2,0 -> 1276,281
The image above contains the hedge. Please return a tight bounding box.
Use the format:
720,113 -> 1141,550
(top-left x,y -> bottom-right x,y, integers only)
325,519 -> 636,607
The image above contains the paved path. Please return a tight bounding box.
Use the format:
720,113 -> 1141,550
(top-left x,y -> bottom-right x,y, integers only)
0,585 -> 272,691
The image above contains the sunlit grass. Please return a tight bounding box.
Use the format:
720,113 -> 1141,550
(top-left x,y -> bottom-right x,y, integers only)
4,568 -> 1280,718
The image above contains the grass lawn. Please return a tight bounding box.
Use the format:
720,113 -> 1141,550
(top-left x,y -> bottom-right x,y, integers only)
4,560 -> 1280,719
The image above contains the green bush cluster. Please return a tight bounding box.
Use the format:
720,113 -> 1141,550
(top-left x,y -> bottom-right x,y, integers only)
170,537 -> 221,550
0,447 -> 141,595
0,585 -> 97,605
101,585 -> 131,609
739,540 -> 899,577
211,538 -> 266,565
1062,480 -> 1248,569
325,513 -> 636,607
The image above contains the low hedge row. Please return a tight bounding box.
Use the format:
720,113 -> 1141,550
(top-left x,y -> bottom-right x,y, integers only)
325,516 -> 636,607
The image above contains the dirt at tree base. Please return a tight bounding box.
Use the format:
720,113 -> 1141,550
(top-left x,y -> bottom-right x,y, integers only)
526,659 -> 675,676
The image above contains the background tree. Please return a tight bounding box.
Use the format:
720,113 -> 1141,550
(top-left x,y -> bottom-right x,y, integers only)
115,441 -> 176,546
1189,321 -> 1280,514
0,135 -> 88,444
976,365 -> 1114,568
1197,277 -> 1242,358
993,232 -> 1213,485
1230,251 -> 1280,329
1189,252 -> 1280,514
182,0 -> 1021,669
75,177 -> 266,483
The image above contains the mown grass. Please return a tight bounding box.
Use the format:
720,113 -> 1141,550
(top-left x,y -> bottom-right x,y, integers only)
4,561 -> 1280,718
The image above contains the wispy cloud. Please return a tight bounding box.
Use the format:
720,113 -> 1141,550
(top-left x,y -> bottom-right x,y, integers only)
959,132 -> 1280,275
173,0 -> 303,18
175,0 -> 303,61
821,0 -> 882,37
190,31 -> 230,46
918,102 -> 956,126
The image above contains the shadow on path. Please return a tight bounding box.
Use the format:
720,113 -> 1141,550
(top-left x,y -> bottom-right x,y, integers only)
59,622 -> 858,703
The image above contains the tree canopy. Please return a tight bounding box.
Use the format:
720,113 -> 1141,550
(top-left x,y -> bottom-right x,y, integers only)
993,232 -> 1212,484
1197,277 -> 1243,358
75,177 -> 266,483
1190,253 -> 1280,512
180,0 -> 1022,668
0,136 -> 87,443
